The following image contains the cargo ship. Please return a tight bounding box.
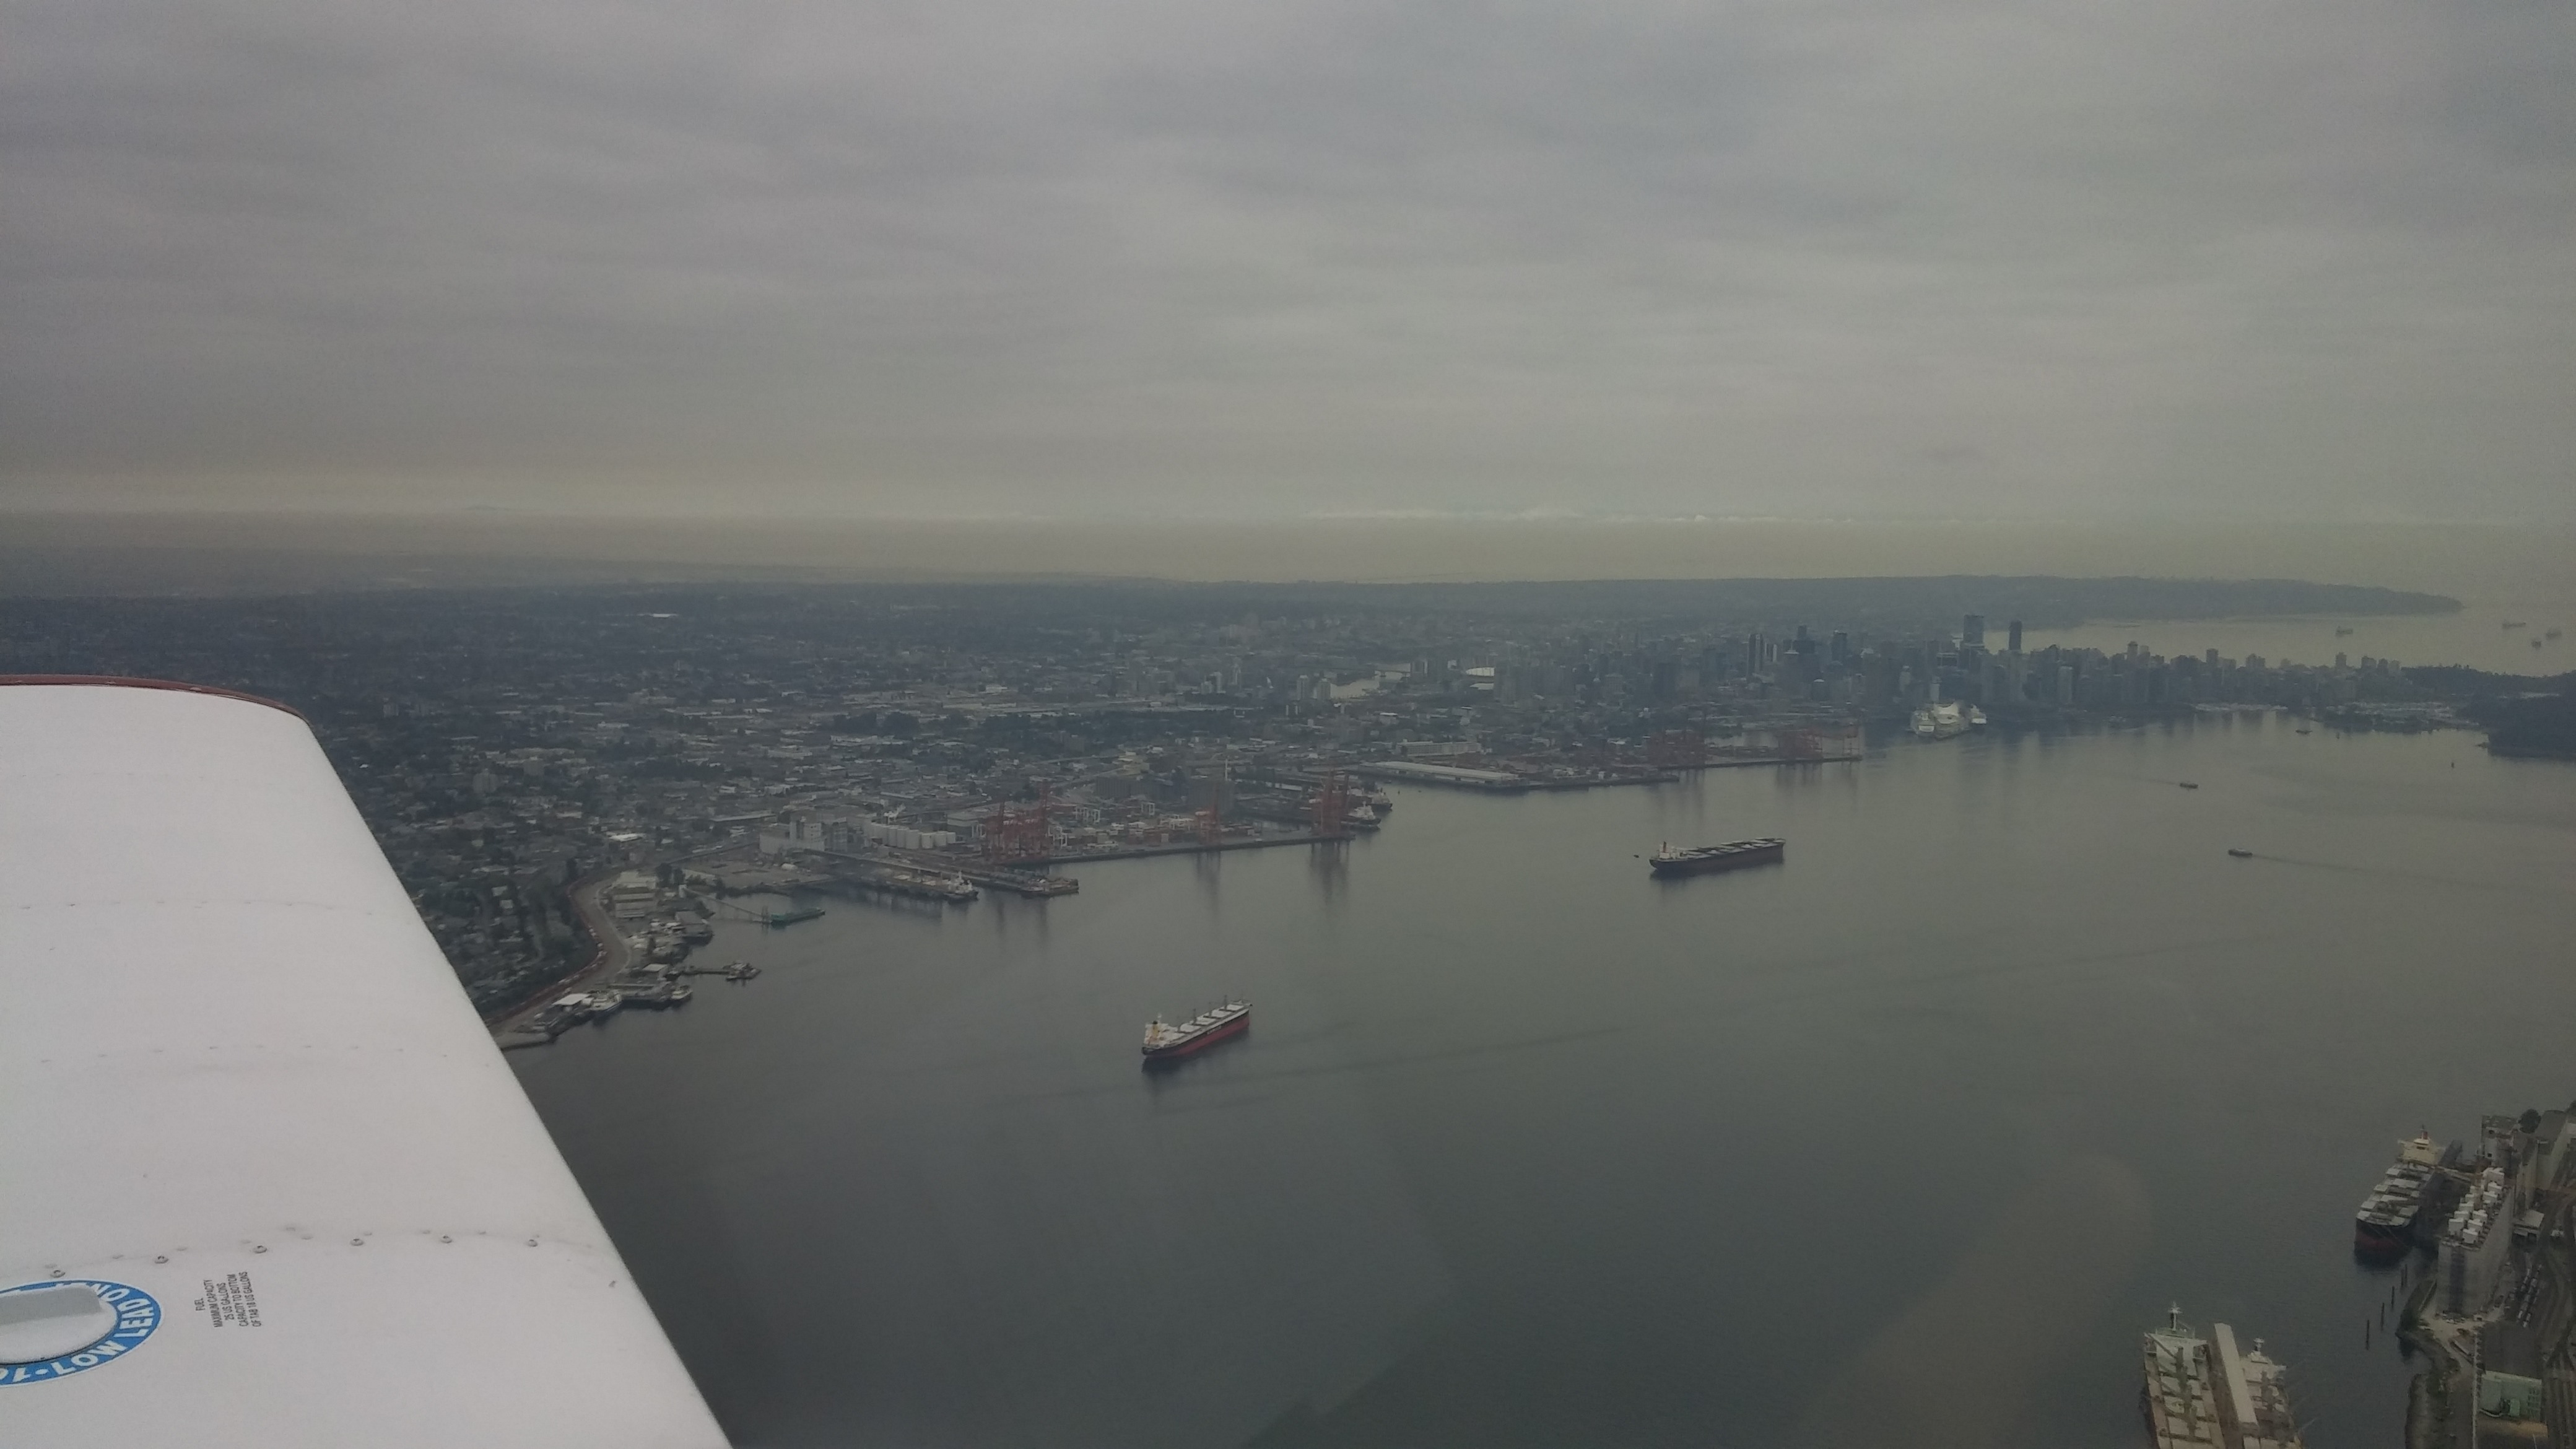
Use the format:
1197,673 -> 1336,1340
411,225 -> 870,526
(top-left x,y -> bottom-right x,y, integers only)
2353,1132 -> 2442,1258
2141,1306 -> 2305,1448
1911,701 -> 1967,739
2141,1307 -> 2220,1447
1142,1000 -> 1250,1065
1649,838 -> 1785,877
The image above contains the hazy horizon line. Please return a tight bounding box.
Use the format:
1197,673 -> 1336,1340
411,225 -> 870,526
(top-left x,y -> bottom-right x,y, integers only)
5,500 -> 2567,532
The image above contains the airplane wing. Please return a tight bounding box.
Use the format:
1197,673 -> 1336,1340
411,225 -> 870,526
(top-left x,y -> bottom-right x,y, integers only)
0,677 -> 729,1448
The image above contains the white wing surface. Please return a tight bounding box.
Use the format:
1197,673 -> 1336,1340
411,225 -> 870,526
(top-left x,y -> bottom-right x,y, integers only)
0,678 -> 729,1447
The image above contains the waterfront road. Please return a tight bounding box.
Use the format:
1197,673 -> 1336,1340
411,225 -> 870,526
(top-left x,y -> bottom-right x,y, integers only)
485,869 -> 633,1040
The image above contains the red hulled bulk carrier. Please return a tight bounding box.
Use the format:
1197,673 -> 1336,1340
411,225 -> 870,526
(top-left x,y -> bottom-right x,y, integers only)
1141,1000 -> 1250,1066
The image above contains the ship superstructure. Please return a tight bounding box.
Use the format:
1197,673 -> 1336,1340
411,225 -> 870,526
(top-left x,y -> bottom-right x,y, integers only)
1911,701 -> 1967,739
2140,1307 -> 2304,1449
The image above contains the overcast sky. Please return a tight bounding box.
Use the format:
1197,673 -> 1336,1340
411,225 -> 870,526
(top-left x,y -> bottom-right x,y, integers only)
4,0 -> 2572,521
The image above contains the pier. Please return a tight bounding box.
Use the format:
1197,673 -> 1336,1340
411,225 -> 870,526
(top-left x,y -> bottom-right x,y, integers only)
1038,830 -> 1349,864
713,900 -> 826,926
811,854 -> 980,903
1350,761 -> 1682,792
948,863 -> 1079,896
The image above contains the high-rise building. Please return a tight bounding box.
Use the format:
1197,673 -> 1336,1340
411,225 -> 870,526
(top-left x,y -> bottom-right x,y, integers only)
1962,614 -> 1986,648
2007,619 -> 2022,653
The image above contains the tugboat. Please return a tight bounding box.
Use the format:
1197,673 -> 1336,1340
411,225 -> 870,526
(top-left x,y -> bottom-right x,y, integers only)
1142,1000 -> 1250,1066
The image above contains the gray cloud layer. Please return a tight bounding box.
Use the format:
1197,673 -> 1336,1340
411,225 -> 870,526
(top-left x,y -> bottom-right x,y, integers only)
5,0 -> 2572,518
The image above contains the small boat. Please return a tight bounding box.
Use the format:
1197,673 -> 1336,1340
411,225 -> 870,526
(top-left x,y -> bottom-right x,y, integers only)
2178,781 -> 2200,790
2228,848 -> 2253,859
2294,728 -> 2311,735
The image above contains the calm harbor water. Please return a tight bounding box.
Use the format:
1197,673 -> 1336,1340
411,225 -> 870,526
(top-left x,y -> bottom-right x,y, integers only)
513,718 -> 2576,1447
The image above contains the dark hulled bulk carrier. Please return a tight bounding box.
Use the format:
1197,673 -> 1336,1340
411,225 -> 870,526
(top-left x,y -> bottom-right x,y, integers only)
2353,1132 -> 2442,1258
1648,838 -> 1785,877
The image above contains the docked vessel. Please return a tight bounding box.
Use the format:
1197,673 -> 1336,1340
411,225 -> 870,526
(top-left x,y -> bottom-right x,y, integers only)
1142,999 -> 1250,1064
2353,1132 -> 2442,1258
1910,702 -> 1967,739
1649,838 -> 1786,877
2227,848 -> 2253,859
2141,1307 -> 2220,1447
2141,1306 -> 2305,1448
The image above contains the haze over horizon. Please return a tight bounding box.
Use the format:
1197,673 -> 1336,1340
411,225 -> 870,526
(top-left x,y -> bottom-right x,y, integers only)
6,0 -> 2574,525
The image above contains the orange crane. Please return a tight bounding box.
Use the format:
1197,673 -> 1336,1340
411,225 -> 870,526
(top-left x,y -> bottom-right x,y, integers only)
985,781 -> 1055,863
